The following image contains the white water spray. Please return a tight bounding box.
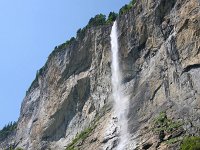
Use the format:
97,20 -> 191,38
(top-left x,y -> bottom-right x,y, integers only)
111,21 -> 129,150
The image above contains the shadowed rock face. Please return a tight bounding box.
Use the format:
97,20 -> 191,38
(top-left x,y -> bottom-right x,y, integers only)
1,0 -> 200,149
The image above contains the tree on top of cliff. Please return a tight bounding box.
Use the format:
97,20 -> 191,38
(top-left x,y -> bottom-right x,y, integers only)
107,12 -> 118,24
76,12 -> 118,38
88,14 -> 106,27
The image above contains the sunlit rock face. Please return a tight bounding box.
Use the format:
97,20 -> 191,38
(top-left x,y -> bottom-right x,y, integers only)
1,0 -> 200,149
14,25 -> 113,150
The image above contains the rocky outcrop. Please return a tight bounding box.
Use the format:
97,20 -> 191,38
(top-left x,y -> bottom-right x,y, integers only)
1,0 -> 200,149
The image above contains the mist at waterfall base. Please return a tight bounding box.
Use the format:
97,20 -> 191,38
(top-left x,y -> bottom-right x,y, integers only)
110,21 -> 129,150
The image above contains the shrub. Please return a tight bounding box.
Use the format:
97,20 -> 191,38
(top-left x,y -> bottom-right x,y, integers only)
180,136 -> 200,150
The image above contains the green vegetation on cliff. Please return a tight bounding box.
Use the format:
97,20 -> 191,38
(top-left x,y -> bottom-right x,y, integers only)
180,136 -> 200,150
65,125 -> 96,150
107,12 -> 118,24
0,122 -> 17,141
152,112 -> 184,147
153,112 -> 183,133
88,14 -> 106,27
119,0 -> 136,15
151,113 -> 200,149
65,106 -> 106,150
76,12 -> 118,40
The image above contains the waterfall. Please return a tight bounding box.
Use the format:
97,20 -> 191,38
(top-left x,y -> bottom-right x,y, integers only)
111,21 -> 129,150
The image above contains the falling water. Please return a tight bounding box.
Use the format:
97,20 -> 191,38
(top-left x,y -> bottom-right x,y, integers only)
111,21 -> 129,150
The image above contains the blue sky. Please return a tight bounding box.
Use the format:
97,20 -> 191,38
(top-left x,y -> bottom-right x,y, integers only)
0,0 -> 130,129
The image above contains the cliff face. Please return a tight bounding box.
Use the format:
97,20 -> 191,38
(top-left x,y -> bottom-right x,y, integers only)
14,24 -> 113,149
1,0 -> 200,149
